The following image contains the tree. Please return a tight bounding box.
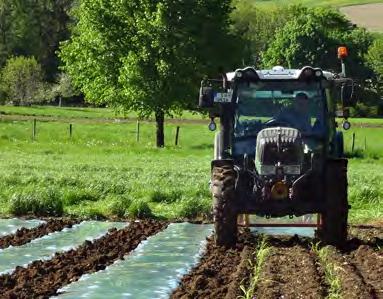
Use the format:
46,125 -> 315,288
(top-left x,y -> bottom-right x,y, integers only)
0,0 -> 73,80
365,37 -> 383,115
60,0 -> 240,147
261,5 -> 373,81
231,0 -> 291,67
366,37 -> 383,86
51,72 -> 79,106
1,56 -> 44,105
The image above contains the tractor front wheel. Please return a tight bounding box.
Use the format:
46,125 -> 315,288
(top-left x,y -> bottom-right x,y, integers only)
212,162 -> 237,247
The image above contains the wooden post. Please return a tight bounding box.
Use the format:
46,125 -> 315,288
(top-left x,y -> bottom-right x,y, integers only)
32,118 -> 37,141
175,126 -> 180,146
136,120 -> 140,142
351,132 -> 355,153
69,123 -> 73,138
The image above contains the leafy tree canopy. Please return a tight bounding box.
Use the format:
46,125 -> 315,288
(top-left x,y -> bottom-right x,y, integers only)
1,56 -> 44,105
261,5 -> 373,81
60,0 -> 241,146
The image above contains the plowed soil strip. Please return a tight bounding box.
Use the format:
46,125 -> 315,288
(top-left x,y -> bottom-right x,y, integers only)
0,218 -> 78,249
0,218 -> 43,237
0,221 -> 126,274
256,238 -> 325,299
350,245 -> 383,298
0,219 -> 167,298
171,231 -> 258,299
56,223 -> 212,299
326,247 -> 373,299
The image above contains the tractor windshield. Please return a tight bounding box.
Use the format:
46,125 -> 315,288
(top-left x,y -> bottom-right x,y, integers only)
234,81 -> 326,138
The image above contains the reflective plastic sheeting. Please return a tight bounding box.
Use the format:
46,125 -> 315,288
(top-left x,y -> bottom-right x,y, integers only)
56,223 -> 213,299
0,221 -> 127,274
251,226 -> 315,237
0,218 -> 44,236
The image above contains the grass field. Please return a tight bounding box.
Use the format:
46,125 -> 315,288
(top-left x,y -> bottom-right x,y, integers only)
0,106 -> 382,223
0,105 -> 206,121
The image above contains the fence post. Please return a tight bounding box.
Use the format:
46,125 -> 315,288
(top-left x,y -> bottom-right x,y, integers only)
136,120 -> 140,142
32,118 -> 37,141
351,132 -> 355,153
175,126 -> 180,146
69,123 -> 73,138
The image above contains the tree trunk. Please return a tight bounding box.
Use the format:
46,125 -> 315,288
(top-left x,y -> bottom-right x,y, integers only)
155,110 -> 165,148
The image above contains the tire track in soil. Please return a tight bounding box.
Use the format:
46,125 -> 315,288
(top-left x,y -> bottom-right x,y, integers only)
0,218 -> 79,250
0,219 -> 168,298
170,231 -> 258,299
256,237 -> 325,299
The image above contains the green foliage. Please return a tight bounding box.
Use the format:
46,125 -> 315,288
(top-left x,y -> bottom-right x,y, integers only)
0,0 -> 72,80
231,2 -> 293,67
127,200 -> 153,219
106,195 -> 132,218
59,0 -> 241,146
366,37 -> 383,101
51,73 -> 79,100
9,188 -> 63,216
1,56 -> 45,105
262,5 -> 373,80
0,106 -> 381,222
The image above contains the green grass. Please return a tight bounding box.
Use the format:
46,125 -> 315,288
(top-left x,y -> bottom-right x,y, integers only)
0,106 -> 381,222
254,0 -> 383,8
0,119 -> 214,219
0,105 -> 207,121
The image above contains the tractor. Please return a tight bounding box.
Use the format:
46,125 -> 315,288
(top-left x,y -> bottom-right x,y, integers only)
199,47 -> 356,247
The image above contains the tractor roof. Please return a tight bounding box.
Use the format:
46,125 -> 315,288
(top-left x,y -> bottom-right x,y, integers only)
226,66 -> 335,81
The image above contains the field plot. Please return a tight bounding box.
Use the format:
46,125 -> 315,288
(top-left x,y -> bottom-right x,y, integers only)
172,228 -> 383,299
0,219 -> 382,298
340,3 -> 383,32
0,218 -> 42,236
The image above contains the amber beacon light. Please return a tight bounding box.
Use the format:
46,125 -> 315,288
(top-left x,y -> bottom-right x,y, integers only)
337,46 -> 348,59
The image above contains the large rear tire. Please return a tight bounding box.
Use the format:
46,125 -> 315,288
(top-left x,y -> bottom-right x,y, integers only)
212,162 -> 237,247
318,159 -> 348,246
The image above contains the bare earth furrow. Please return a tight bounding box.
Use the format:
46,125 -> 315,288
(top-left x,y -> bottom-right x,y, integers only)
171,232 -> 257,299
326,247 -> 373,298
256,240 -> 325,299
350,245 -> 383,299
0,219 -> 168,298
0,218 -> 79,249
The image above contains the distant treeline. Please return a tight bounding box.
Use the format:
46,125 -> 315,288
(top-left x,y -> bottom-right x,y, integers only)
0,0 -> 382,117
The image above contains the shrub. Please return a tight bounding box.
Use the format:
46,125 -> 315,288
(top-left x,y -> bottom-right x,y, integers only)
107,195 -> 132,217
127,200 -> 152,219
177,198 -> 211,219
9,188 -> 63,216
62,189 -> 99,205
1,56 -> 46,105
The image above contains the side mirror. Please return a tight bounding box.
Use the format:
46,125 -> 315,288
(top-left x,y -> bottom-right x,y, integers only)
199,86 -> 214,108
341,80 -> 357,107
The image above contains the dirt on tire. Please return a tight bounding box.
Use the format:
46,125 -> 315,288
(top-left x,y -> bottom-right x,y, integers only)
0,219 -> 168,298
0,218 -> 79,249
